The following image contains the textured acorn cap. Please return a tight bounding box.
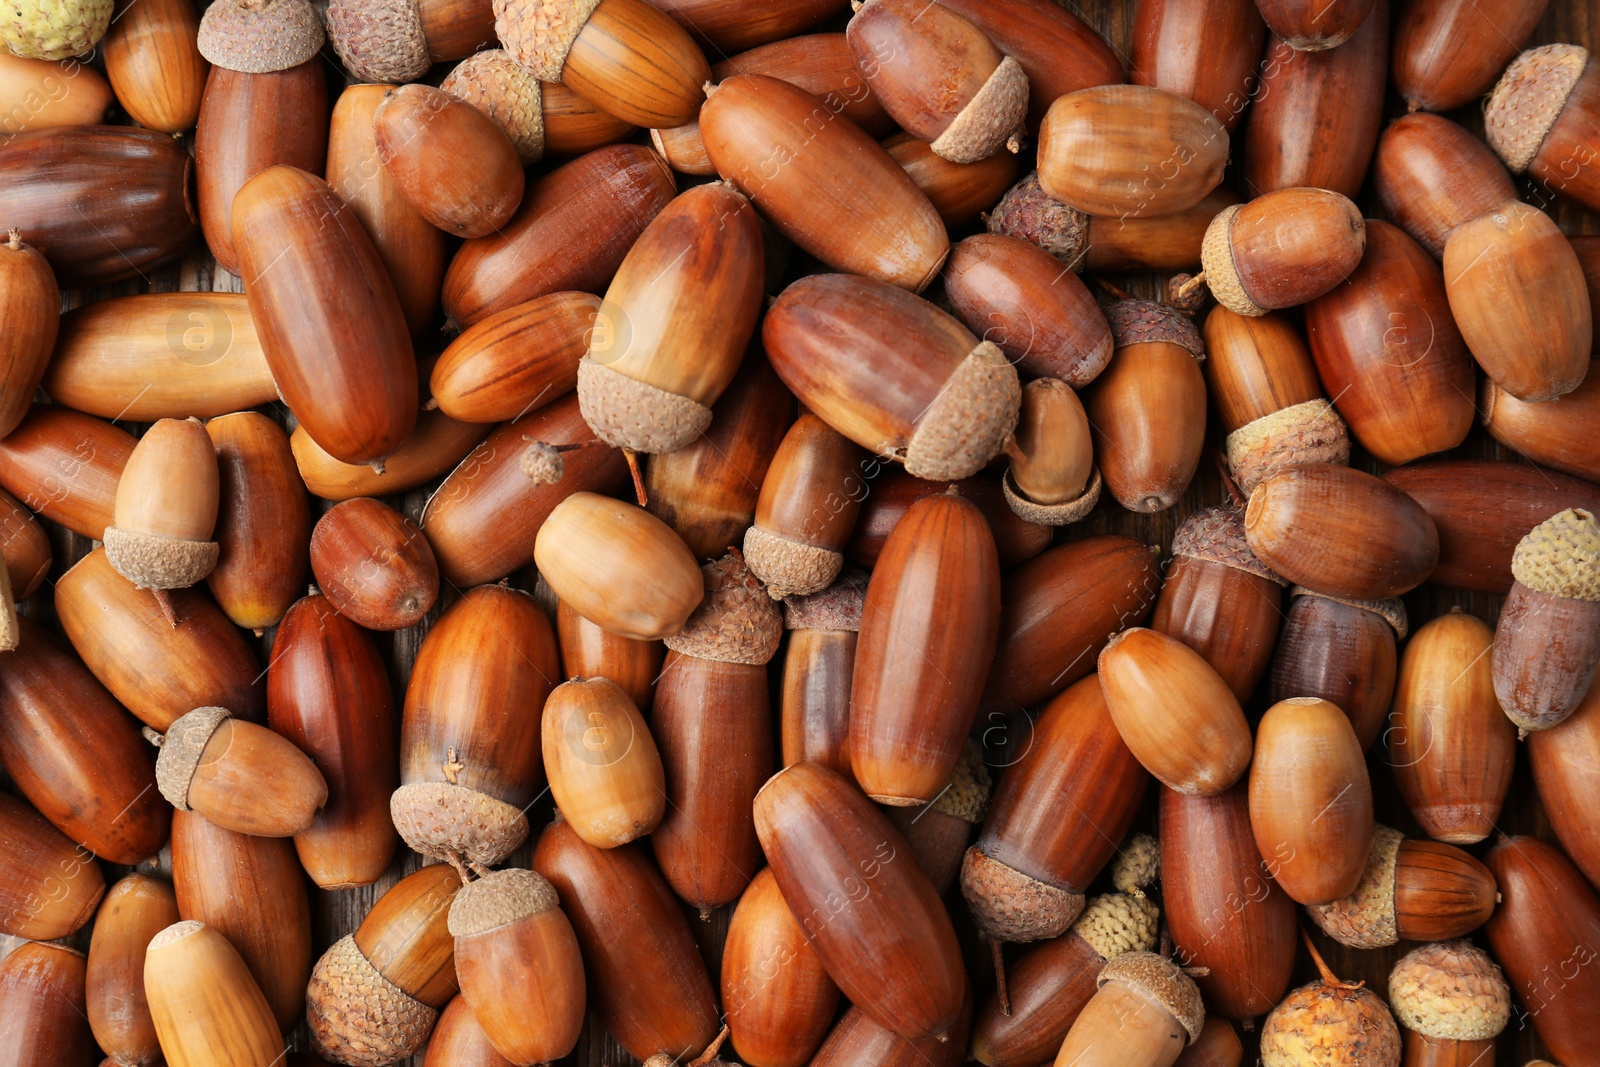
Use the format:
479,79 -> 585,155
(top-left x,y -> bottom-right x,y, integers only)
985,171 -> 1089,267
1002,465 -> 1102,525
1106,299 -> 1206,359
494,0 -> 603,81
577,357 -> 713,455
1511,508 -> 1600,601
1172,505 -> 1285,584
441,50 -> 548,164
448,868 -> 559,937
903,340 -> 1020,480
1111,832 -> 1161,896
959,845 -> 1086,943
1305,824 -> 1403,950
197,0 -> 324,73
148,918 -> 206,951
0,562 -> 18,653
2,0 -> 111,59
1200,204 -> 1266,317
520,441 -> 567,484
1225,401 -> 1351,496
1261,980 -> 1403,1067
308,934 -> 437,1067
324,0 -> 429,83
152,706 -> 231,811
1291,586 -> 1410,638
1072,891 -> 1159,960
103,526 -> 220,591
1098,952 -> 1204,1043
743,524 -> 842,600
390,781 -> 531,866
663,553 -> 782,665
1388,941 -> 1510,1041
930,739 -> 991,824
783,569 -> 868,632
929,55 -> 1028,164
1485,45 -> 1589,173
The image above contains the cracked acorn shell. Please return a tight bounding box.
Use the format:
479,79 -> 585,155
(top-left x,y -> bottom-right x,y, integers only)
145,921 -> 285,1067
1200,188 -> 1366,316
154,706 -> 328,838
104,417 -> 220,595
87,873 -> 180,1067
1053,951 -> 1204,1067
1306,827 -> 1498,948
1387,940 -> 1509,1064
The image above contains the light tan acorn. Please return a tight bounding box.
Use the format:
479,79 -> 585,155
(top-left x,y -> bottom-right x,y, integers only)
1260,937 -> 1401,1067
144,920 -> 287,1067
1052,952 -> 1205,1067
1002,378 -> 1100,525
542,676 -> 665,848
1387,941 -> 1511,1067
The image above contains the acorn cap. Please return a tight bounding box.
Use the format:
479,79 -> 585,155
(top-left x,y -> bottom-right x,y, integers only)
783,569 -> 868,632
390,781 -> 531,866
197,0 -> 324,73
308,934 -> 437,1067
663,553 -> 783,665
959,845 -> 1086,943
1485,44 -> 1589,173
440,50 -> 548,165
1071,891 -> 1159,960
494,0 -> 603,82
1291,586 -> 1409,638
448,868 -> 560,937
0,562 -> 18,653
520,441 -> 567,484
577,357 -> 714,455
903,340 -> 1020,481
1106,299 -> 1205,360
1261,980 -> 1403,1067
1111,832 -> 1161,895
324,0 -> 428,82
103,526 -> 220,591
930,739 -> 991,824
1511,507 -> 1600,601
1171,504 -> 1285,584
985,171 -> 1089,268
929,55 -> 1028,164
1199,204 -> 1266,317
1,0 -> 111,60
1224,402 -> 1351,496
1305,824 -> 1403,950
1388,940 -> 1511,1041
1002,465 -> 1102,525
148,918 -> 206,951
1098,952 -> 1204,1043
743,524 -> 843,600
153,706 -> 231,811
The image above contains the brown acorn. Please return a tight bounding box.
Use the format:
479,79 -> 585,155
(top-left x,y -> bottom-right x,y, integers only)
310,497 -> 439,631
542,677 -> 665,848
87,873 -> 180,1067
145,920 -> 287,1067
886,130 -> 1020,228
1395,0 -> 1547,113
533,818 -> 720,1062
171,809 -> 312,1031
847,0 -> 1026,164
101,0 -> 207,132
1151,504 -> 1286,703
324,0 -> 497,84
1131,0 -> 1266,130
1256,0 -> 1375,49
0,54 -> 112,132
1037,85 -> 1228,219
0,942 -> 97,1066
1268,586 -> 1405,750
1389,610 -> 1515,844
0,404 -> 134,539
701,75 -> 949,291
999,377 -> 1099,525
0,231 -> 56,442
1175,1019 -> 1244,1067
425,996 -> 516,1067
1307,826 -> 1498,947
1249,697 -> 1373,905
392,583 -> 559,867
1492,507 -> 1600,732
1481,358 -> 1600,483
205,412 -> 309,633
779,571 -> 865,781
293,407 -> 490,503
104,417 -> 219,608
1199,188 -> 1365,318
741,410 -> 863,599
443,50 -> 637,163
429,291 -> 597,424
1259,942 -> 1401,1067
1081,300 -> 1207,513
847,467 -> 1052,570
151,706 -> 327,838
193,0 -> 327,275
556,598 -> 663,712
647,0 -> 846,53
0,790 -> 104,940
809,995 -> 971,1067
1372,112 -> 1518,259
1387,941 -> 1512,1067
1054,952 -> 1205,1067
307,863 -> 463,1066
1529,674 -> 1600,889
447,868 -> 586,1064
883,739 -> 991,896
1485,44 -> 1600,216
0,486 -> 48,603
374,83 -> 525,238
1242,1 -> 1389,198
268,591 -> 399,889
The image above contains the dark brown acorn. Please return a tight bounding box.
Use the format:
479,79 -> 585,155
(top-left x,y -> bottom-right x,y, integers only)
206,412 -> 310,633
1394,0 -> 1548,111
884,740 -> 992,896
1131,0 -> 1266,130
1268,586 -> 1405,750
310,497 -> 439,632
847,468 -> 1051,571
809,995 -> 972,1067
1255,0 -> 1375,50
1306,826 -> 1498,947
0,791 -> 104,941
885,131 -> 1021,228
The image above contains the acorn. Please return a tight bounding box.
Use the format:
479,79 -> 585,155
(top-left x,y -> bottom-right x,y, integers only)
1242,2 -> 1389,198
101,0 -> 206,133
962,676 -> 1149,951
721,866 -> 841,1067
999,378 -> 1100,525
0,941 -> 94,1064
755,761 -> 965,1042
986,535 -> 1162,710
150,706 -> 327,838
541,677 -> 664,848
1051,952 -> 1203,1066
87,873 -> 180,1067
309,498 -> 438,631
444,50 -> 636,163
425,996 -> 516,1067
810,995 -> 971,1067
846,0 -> 1026,164
204,412 -> 308,633
1197,188 -> 1365,318
306,864 -> 463,1066
447,868 -> 586,1065
373,83 -> 524,239
1398,0 -> 1545,111
942,233 -> 1114,387
0,486 -> 47,604
1269,593 -> 1399,754
430,292 -> 598,424
1387,941 -> 1511,1067
1389,610 -> 1516,844
1175,1019 -> 1245,1067
1081,300 -> 1207,512
268,591 -> 399,889
1492,507 -> 1600,732
392,584 -> 559,868
700,74 -> 948,291
326,84 -> 448,336
884,739 -> 992,896
1249,697 -> 1373,905
886,130 -> 1021,228
0,790 -> 104,940
294,407 -> 490,503
171,809 -> 313,1031
0,404 -> 133,539
532,818 -> 720,1062
1259,941 -> 1401,1067
1485,44 -> 1600,215
1528,675 -> 1600,889
324,0 -> 497,83
193,0 -> 327,276
647,0 -> 847,53
1,0 -> 109,58
1202,307 -> 1349,495
556,598 -> 662,713
1037,85 -> 1228,219
56,547 -> 266,731
1482,360 -> 1600,484
1152,505 -> 1285,703
1256,0 -> 1374,50
1372,112 -> 1518,260
1485,836 -> 1600,1063
442,144 -> 677,328
1131,0 -> 1266,130
1244,464 -> 1439,599
0,231 -> 56,442
848,467 -> 1052,570
0,52 -> 112,131
494,0 -> 709,127
780,571 -> 865,780
145,921 -> 286,1067
742,411 -> 865,599
1161,782 -> 1297,1021
1306,826 -> 1498,947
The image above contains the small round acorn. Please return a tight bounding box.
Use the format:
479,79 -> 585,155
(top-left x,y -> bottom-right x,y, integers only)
2,0 -> 111,59
1388,941 -> 1510,1064
1260,936 -> 1402,1067
151,706 -> 328,838
196,0 -> 324,73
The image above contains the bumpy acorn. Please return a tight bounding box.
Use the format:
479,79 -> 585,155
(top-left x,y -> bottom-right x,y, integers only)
2,0 -> 111,59
324,0 -> 497,83
743,413 -> 867,599
151,706 -> 328,837
1387,941 -> 1510,1067
104,418 -> 221,614
1053,952 -> 1205,1067
1260,939 -> 1401,1067
445,49 -> 636,163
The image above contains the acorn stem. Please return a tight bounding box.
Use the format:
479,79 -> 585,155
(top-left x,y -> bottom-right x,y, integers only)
423,397 -> 439,411
5,229 -> 19,251
1094,277 -> 1135,302
1300,926 -> 1361,990
624,449 -> 648,507
989,937 -> 1011,1017
688,1025 -> 730,1067
445,852 -> 474,885
369,460 -> 387,475
142,726 -> 164,747
1174,271 -> 1208,300
1211,447 -> 1247,508
151,589 -> 177,628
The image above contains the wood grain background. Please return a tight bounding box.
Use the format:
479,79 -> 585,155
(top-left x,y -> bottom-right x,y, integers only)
3,0 -> 1597,1063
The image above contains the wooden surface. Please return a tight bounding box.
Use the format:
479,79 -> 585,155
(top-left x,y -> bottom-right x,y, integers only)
4,0 -> 1599,1064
